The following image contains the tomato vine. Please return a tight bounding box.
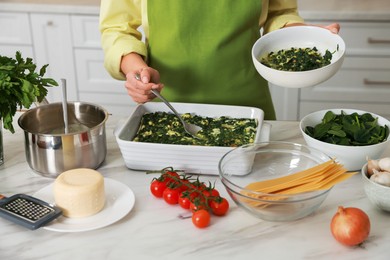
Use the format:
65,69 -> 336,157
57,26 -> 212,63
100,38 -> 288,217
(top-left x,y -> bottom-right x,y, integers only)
148,167 -> 229,228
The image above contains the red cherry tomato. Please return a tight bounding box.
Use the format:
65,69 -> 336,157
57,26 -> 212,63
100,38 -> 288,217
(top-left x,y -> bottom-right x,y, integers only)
178,179 -> 190,192
163,187 -> 180,205
165,171 -> 179,177
191,180 -> 206,191
150,179 -> 167,198
190,200 -> 207,213
203,188 -> 220,198
192,209 -> 211,228
210,197 -> 229,216
163,171 -> 180,184
178,191 -> 191,209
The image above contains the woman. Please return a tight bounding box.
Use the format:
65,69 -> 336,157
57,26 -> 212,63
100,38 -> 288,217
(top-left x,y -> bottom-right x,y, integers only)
99,0 -> 339,119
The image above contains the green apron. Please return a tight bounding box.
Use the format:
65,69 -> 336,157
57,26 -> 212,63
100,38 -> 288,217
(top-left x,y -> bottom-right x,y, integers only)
148,0 -> 275,120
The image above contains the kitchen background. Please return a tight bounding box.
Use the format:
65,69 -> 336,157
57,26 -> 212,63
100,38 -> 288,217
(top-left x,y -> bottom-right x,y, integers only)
0,0 -> 389,120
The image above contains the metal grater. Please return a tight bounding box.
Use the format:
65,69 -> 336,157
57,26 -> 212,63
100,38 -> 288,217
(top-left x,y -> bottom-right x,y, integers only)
0,194 -> 62,230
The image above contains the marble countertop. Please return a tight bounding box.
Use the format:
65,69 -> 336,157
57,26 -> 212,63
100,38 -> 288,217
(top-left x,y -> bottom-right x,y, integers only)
0,0 -> 389,20
1,113 -> 390,259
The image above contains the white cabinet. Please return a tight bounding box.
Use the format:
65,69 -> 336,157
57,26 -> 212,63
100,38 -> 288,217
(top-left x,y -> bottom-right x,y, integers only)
71,15 -> 101,48
0,12 -> 33,57
30,13 -> 78,102
299,21 -> 390,119
271,20 -> 390,121
71,15 -> 136,115
0,11 -> 136,115
74,48 -> 135,113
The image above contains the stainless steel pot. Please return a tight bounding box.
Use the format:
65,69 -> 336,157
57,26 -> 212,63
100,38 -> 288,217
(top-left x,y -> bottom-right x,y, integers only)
18,101 -> 109,178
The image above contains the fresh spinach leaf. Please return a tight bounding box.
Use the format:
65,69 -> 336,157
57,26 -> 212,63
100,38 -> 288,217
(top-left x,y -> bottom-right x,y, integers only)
304,110 -> 389,146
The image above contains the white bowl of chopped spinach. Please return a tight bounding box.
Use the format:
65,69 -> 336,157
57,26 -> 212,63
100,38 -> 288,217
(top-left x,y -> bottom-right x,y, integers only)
252,26 -> 345,88
300,109 -> 390,171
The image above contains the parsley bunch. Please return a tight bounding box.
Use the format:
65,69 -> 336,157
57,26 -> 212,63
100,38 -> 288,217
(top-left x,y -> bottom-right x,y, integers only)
0,51 -> 58,133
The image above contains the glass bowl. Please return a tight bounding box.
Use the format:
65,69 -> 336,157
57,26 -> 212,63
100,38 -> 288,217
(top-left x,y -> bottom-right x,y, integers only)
218,141 -> 332,221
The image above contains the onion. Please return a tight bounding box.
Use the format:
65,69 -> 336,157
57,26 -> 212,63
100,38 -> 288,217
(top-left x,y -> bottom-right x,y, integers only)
330,206 -> 370,246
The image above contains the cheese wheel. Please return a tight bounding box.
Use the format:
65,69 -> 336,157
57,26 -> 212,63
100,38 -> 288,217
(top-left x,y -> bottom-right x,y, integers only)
54,168 -> 105,218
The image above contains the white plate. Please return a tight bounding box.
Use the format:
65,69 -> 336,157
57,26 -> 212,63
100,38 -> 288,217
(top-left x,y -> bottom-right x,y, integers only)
33,178 -> 135,232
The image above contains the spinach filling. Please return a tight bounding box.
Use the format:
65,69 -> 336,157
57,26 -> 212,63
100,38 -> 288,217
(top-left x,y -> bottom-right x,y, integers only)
260,47 -> 333,71
132,112 -> 257,147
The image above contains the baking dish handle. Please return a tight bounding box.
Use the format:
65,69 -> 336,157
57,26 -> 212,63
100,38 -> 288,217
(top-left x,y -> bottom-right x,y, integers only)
258,122 -> 272,143
113,118 -> 128,137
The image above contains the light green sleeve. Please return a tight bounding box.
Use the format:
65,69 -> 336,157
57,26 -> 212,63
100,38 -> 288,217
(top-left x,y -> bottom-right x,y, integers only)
99,0 -> 147,80
261,0 -> 305,34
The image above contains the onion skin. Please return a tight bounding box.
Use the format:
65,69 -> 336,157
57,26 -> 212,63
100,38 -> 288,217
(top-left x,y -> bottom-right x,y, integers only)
330,206 -> 370,246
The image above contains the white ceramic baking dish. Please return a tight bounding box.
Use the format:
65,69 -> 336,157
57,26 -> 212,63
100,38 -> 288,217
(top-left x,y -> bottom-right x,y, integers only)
114,102 -> 271,175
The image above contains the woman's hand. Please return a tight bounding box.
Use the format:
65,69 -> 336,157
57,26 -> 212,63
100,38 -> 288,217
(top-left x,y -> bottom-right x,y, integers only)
120,53 -> 164,103
284,22 -> 340,34
320,23 -> 340,34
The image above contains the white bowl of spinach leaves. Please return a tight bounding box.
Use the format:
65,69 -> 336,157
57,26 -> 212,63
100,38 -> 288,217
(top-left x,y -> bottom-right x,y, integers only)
252,26 -> 345,88
300,109 -> 390,171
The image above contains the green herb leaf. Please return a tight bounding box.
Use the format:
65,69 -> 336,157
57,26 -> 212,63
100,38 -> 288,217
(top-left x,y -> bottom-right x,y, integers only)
0,51 -> 58,133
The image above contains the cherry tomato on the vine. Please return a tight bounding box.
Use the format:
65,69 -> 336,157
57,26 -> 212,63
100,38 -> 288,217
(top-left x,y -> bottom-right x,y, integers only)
179,190 -> 199,209
150,179 -> 167,198
163,171 -> 180,184
163,187 -> 180,205
178,191 -> 191,209
191,180 -> 206,191
203,188 -> 220,198
210,197 -> 229,216
150,168 -> 230,229
190,199 -> 206,213
192,209 -> 211,228
178,179 -> 190,192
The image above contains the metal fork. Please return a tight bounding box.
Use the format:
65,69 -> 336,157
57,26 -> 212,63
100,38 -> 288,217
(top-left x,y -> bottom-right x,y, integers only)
135,74 -> 202,139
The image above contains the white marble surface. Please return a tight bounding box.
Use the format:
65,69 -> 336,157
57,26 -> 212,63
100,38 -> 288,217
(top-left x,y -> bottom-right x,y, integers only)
0,0 -> 389,20
1,113 -> 390,260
